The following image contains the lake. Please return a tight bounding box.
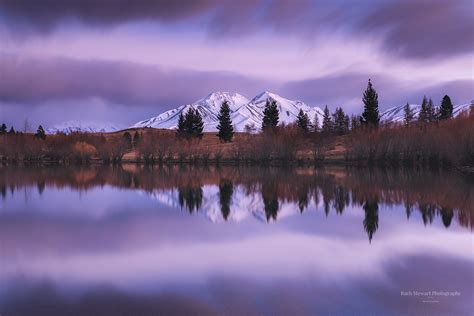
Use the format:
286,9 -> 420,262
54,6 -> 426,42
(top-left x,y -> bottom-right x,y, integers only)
0,165 -> 472,315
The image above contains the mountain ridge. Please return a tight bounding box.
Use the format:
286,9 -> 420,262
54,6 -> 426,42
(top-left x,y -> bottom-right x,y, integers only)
45,94 -> 472,134
132,91 -> 325,132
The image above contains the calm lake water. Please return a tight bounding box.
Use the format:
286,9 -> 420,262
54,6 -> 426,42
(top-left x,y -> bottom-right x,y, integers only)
0,165 -> 472,315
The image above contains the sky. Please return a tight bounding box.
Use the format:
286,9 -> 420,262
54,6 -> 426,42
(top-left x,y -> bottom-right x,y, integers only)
0,0 -> 473,129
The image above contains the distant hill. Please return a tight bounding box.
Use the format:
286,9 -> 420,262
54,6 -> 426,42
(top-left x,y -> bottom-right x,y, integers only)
380,102 -> 472,123
45,121 -> 124,134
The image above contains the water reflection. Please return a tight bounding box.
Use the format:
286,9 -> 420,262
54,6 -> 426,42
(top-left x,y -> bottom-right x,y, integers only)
0,165 -> 472,234
0,165 -> 473,315
219,179 -> 233,220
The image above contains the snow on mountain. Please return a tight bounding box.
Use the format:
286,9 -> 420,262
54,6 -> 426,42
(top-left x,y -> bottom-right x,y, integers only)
149,184 -> 315,224
132,92 -> 250,132
381,102 -> 472,123
131,91 -> 324,132
45,120 -> 124,134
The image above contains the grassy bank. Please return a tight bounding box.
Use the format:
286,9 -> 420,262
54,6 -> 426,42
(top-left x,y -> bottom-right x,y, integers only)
1,114 -> 473,169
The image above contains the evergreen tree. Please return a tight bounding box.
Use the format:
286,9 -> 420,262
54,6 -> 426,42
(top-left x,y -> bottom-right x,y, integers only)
403,103 -> 415,126
191,108 -> 204,138
261,99 -> 279,131
216,101 -> 234,142
296,109 -> 311,133
0,123 -> 6,135
322,105 -> 332,134
35,125 -> 46,140
176,112 -> 186,138
439,95 -> 454,120
426,97 -> 437,122
361,79 -> 380,126
333,107 -> 349,135
133,131 -> 140,147
418,95 -> 429,123
313,114 -> 320,132
181,108 -> 204,139
8,126 -> 15,135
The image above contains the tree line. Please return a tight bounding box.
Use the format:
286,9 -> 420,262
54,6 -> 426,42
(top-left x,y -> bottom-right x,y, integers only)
1,79 -> 471,167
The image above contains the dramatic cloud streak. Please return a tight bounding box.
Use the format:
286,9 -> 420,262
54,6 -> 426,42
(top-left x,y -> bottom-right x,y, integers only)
0,1 -> 471,127
0,54 -> 268,106
1,0 -> 472,59
2,54 -> 470,113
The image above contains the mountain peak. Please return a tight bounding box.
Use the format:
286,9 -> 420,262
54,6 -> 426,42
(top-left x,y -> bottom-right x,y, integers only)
251,91 -> 280,103
132,91 -> 325,131
195,91 -> 249,111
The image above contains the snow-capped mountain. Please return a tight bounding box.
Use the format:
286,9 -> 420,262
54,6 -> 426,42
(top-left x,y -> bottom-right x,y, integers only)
380,102 -> 472,123
149,184 -> 322,224
132,91 -> 324,132
46,120 -> 124,134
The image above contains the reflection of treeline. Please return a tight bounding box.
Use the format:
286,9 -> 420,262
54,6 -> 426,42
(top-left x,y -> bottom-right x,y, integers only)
1,165 -> 471,231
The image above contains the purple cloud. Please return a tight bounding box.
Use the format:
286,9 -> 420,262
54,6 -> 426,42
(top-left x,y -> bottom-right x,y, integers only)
281,72 -> 473,111
1,0 -> 472,59
0,54 -> 268,107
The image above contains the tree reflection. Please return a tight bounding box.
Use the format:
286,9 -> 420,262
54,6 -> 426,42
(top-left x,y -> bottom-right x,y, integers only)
404,200 -> 413,220
219,179 -> 234,221
419,203 -> 436,226
333,186 -> 349,215
262,182 -> 279,221
178,186 -> 203,213
0,165 -> 471,230
440,207 -> 454,228
37,181 -> 45,195
363,197 -> 379,243
297,186 -> 309,213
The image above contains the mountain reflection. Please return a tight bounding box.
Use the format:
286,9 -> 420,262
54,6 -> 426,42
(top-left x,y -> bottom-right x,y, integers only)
0,165 -> 472,237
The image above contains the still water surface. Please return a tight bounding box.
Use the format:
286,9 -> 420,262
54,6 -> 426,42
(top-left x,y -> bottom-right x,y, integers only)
0,165 -> 472,315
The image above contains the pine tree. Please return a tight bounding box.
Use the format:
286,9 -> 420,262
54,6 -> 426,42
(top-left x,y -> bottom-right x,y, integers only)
176,112 -> 186,138
216,101 -> 234,142
333,107 -> 349,135
427,98 -> 437,122
191,109 -> 204,138
403,103 -> 415,126
183,108 -> 204,138
261,99 -> 279,131
439,95 -> 454,120
296,109 -> 311,133
313,114 -> 320,132
8,126 -> 15,135
361,79 -> 380,126
418,95 -> 429,123
322,105 -> 332,134
35,125 -> 46,140
0,123 -> 6,135
184,108 -> 194,136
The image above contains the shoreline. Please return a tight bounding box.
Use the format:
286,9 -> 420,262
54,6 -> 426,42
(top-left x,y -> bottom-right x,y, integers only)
2,157 -> 473,173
